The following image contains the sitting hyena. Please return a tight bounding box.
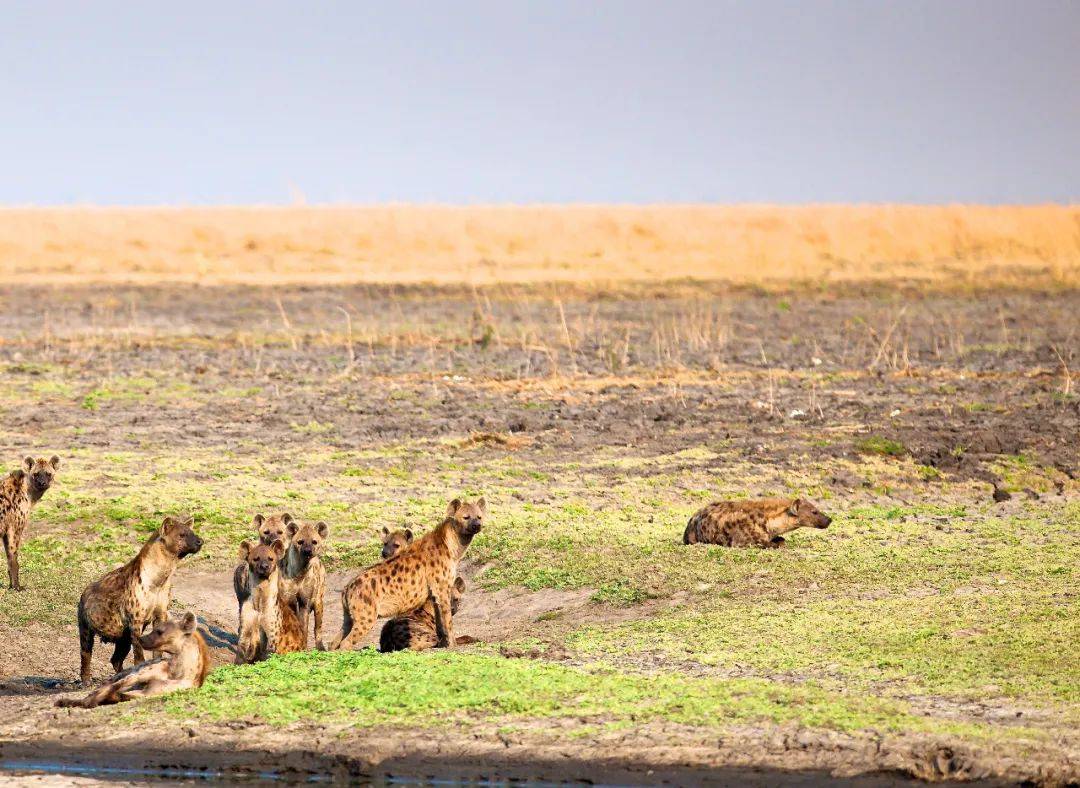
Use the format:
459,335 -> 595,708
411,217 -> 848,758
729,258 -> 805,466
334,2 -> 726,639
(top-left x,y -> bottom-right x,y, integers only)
379,576 -> 476,652
235,539 -> 306,664
683,498 -> 832,548
280,519 -> 329,649
232,512 -> 294,622
57,612 -> 211,708
381,526 -> 413,559
1,455 -> 60,590
77,515 -> 202,685
330,497 -> 485,651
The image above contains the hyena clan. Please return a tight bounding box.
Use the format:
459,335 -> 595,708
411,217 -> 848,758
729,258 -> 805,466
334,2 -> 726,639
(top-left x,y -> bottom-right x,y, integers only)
330,498 -> 485,651
77,515 -> 202,684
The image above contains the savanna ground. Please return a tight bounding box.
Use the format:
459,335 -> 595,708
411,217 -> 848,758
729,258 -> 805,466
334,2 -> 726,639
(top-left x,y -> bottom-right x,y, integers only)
0,208 -> 1077,785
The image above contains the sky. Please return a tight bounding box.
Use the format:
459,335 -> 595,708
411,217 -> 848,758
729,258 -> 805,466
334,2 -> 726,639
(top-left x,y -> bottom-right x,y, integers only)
1,1 -> 1077,205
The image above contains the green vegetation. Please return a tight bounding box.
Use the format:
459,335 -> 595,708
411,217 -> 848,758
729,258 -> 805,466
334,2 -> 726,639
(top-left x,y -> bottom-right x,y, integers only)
152,649 -> 1047,742
855,436 -> 906,457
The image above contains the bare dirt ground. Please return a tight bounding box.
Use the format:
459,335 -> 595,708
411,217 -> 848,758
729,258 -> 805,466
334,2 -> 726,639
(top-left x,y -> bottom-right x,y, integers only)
0,282 -> 1076,784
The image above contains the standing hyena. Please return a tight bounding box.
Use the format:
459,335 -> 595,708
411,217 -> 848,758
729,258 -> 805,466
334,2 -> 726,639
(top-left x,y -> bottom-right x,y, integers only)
233,513 -> 294,624
76,515 -> 203,685
1,455 -> 60,591
279,519 -> 329,649
330,498 -> 485,651
235,539 -> 307,664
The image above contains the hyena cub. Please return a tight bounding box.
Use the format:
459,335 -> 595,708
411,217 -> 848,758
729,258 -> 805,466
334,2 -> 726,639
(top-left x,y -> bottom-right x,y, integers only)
683,498 -> 832,548
233,513 -> 294,622
381,526 -> 414,559
331,498 -> 485,651
280,520 -> 328,649
57,612 -> 211,709
234,539 -> 306,664
77,515 -> 202,685
380,576 -> 475,652
1,455 -> 60,590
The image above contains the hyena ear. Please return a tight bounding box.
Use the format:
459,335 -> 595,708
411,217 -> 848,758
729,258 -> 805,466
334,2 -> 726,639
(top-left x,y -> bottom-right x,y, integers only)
453,576 -> 466,593
49,455 -> 61,470
788,499 -> 801,517
252,513 -> 266,530
316,521 -> 329,538
23,457 -> 33,471
404,528 -> 414,542
271,539 -> 286,559
181,612 -> 199,634
286,521 -> 299,539
446,498 -> 462,517
160,516 -> 177,536
381,526 -> 390,537
180,514 -> 194,526
476,497 -> 487,513
238,540 -> 252,560
282,512 -> 294,525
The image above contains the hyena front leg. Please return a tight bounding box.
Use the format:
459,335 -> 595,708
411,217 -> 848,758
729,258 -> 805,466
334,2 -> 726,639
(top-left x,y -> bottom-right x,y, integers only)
431,583 -> 454,649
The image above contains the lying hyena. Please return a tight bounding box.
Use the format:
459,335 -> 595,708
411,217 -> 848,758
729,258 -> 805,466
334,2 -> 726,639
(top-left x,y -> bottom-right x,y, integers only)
233,513 -> 294,622
330,498 -> 485,651
683,498 -> 832,548
235,539 -> 306,664
379,575 -> 477,652
1,455 -> 60,590
381,526 -> 414,559
57,612 -> 210,708
77,515 -> 202,685
280,519 -> 328,649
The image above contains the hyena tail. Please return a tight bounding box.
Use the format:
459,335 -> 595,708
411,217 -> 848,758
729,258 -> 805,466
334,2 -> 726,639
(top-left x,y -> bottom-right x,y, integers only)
682,517 -> 699,545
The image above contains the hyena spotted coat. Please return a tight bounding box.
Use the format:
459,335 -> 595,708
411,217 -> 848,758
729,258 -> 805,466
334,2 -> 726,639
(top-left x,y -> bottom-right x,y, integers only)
77,515 -> 202,684
57,612 -> 211,709
279,519 -> 328,649
683,498 -> 832,548
1,455 -> 60,590
379,575 -> 475,652
330,497 -> 485,651
232,513 -> 294,621
235,539 -> 306,664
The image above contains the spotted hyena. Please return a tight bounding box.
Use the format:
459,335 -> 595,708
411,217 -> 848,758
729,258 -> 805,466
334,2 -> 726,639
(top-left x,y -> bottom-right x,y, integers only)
77,515 -> 202,684
683,498 -> 832,548
57,612 -> 211,708
1,455 -> 60,590
381,526 -> 414,559
233,513 -> 294,622
280,519 -> 329,649
379,575 -> 475,652
235,539 -> 306,663
330,498 -> 485,651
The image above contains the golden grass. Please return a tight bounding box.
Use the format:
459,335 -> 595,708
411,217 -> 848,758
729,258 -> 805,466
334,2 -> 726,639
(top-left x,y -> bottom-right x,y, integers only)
0,205 -> 1077,288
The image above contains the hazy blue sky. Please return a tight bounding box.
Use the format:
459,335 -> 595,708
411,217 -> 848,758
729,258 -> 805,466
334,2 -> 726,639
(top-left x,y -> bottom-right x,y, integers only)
2,1 -> 1077,204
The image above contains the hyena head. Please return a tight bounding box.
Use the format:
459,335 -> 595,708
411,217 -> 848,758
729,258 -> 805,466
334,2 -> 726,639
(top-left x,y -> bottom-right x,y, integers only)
381,526 -> 413,559
253,513 -> 293,546
139,612 -> 199,653
23,455 -> 60,500
160,515 -> 203,557
288,520 -> 329,559
240,538 -> 285,579
450,575 -> 467,614
789,498 -> 832,529
446,497 -> 486,538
